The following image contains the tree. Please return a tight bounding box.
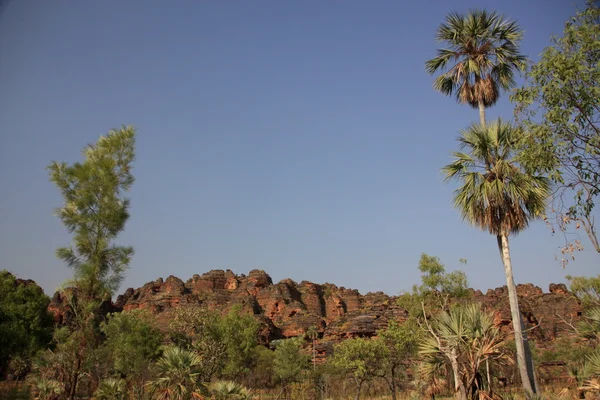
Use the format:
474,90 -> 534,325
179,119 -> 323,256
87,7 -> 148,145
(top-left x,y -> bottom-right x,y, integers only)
100,310 -> 163,394
330,337 -> 389,400
567,274 -> 600,309
146,346 -> 207,400
512,1 -> 600,257
210,380 -> 252,400
170,306 -> 226,381
46,126 -> 136,399
442,119 -> 550,397
272,337 -> 311,386
218,305 -> 261,380
0,270 -> 53,375
94,378 -> 127,400
426,10 -> 526,126
419,304 -> 510,400
305,326 -> 319,371
378,320 -> 420,400
170,304 -> 260,381
48,126 -> 136,301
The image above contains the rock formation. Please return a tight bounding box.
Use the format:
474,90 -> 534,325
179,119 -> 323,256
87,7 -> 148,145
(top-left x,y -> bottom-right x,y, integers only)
49,269 -> 583,360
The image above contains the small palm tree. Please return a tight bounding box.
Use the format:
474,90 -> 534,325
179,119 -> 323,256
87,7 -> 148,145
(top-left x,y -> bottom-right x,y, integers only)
210,380 -> 252,400
419,304 -> 509,400
442,119 -> 549,397
31,377 -> 64,400
146,346 -> 207,400
94,378 -> 127,400
426,10 -> 526,126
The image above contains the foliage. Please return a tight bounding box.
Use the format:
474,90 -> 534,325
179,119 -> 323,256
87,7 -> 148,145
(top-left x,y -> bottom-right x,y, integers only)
218,305 -> 261,379
442,120 -> 550,236
330,337 -> 389,400
29,377 -> 64,400
419,304 -> 510,400
426,9 -> 526,124
398,254 -> 469,315
248,345 -> 275,388
272,337 -> 311,384
378,319 -> 421,399
48,126 -> 136,300
0,270 -> 53,374
100,310 -> 163,383
442,119 -> 547,397
210,380 -> 252,400
94,377 -> 127,400
146,346 -> 207,400
512,1 -> 600,256
170,304 -> 260,381
170,306 -> 226,381
567,274 -> 600,309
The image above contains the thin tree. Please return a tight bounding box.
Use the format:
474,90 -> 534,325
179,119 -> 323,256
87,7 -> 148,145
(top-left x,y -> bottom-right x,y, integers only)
48,126 -> 136,301
426,10 -> 526,126
47,126 -> 136,399
442,119 -> 550,397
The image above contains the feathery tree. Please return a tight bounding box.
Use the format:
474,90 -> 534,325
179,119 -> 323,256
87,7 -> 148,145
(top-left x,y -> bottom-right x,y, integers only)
45,126 -> 136,399
426,10 -> 526,126
442,119 -> 550,397
48,126 -> 136,301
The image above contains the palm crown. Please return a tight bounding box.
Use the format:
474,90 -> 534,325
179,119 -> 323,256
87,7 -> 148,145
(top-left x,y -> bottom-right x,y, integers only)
442,119 -> 550,236
426,10 -> 526,109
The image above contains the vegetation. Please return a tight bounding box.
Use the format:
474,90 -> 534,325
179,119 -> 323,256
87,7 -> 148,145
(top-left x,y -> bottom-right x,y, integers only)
426,10 -> 526,125
443,120 -> 549,397
0,270 -> 53,377
2,3 -> 599,400
512,1 -> 600,257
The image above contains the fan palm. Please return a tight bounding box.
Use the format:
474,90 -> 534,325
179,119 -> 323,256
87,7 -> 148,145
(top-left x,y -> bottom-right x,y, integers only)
426,10 -> 526,126
442,119 -> 549,397
94,378 -> 127,400
419,304 -> 509,400
210,380 -> 252,400
146,346 -> 207,400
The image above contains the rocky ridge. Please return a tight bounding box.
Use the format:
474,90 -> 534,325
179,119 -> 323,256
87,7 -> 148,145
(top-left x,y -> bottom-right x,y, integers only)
49,269 -> 583,358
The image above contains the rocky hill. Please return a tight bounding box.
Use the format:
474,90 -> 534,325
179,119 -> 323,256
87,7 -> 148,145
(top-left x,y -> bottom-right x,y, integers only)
49,269 -> 583,361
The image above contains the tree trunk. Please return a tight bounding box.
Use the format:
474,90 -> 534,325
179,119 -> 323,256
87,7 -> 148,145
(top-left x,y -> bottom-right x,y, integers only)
69,356 -> 82,400
450,355 -> 467,400
478,99 -> 486,126
498,234 -> 538,397
390,366 -> 397,400
355,380 -> 363,400
486,359 -> 491,393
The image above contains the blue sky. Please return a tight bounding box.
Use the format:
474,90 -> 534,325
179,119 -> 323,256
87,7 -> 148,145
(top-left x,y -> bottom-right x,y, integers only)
0,0 -> 596,297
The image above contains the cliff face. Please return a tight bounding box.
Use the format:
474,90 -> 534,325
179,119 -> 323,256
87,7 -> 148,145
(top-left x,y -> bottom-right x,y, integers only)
49,269 -> 582,352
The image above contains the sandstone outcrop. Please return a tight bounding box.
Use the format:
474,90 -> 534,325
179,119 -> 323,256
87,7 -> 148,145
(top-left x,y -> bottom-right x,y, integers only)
49,269 -> 583,353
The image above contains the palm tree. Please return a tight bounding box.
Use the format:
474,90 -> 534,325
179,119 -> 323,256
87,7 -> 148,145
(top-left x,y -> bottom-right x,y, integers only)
94,378 -> 127,400
442,119 -> 550,397
419,304 -> 509,400
426,10 -> 526,126
210,381 -> 252,400
146,346 -> 207,400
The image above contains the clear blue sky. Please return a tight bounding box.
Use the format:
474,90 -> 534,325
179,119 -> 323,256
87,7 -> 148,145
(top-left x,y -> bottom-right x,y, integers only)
0,0 -> 596,297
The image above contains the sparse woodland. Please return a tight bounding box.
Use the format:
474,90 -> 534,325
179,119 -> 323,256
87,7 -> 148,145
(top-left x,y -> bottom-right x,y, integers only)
1,2 -> 599,399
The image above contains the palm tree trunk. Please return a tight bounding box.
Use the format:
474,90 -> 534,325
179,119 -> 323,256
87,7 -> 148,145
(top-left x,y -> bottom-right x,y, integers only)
450,355 -> 467,400
478,99 -> 486,126
497,234 -> 538,397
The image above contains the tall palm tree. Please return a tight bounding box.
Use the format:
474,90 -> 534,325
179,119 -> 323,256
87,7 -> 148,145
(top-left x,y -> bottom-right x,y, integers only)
146,346 -> 207,400
442,120 -> 550,397
426,10 -> 526,126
